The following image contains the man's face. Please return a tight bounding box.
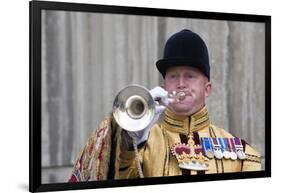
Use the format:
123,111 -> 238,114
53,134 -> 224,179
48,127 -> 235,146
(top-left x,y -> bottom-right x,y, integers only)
163,66 -> 212,116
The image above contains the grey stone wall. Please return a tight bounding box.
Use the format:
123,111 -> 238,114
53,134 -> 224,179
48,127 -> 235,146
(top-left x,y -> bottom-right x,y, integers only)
41,10 -> 265,183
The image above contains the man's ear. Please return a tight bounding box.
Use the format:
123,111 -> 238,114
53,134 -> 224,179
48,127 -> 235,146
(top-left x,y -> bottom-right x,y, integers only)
205,81 -> 212,97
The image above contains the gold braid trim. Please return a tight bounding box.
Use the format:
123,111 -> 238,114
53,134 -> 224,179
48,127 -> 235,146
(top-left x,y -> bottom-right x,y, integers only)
165,116 -> 184,127
245,153 -> 261,163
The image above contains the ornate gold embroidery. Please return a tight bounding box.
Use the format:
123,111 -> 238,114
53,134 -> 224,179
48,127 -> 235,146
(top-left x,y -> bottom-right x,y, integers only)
170,133 -> 209,171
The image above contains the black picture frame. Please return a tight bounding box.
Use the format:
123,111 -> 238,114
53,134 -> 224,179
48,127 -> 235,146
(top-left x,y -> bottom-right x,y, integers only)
29,0 -> 271,192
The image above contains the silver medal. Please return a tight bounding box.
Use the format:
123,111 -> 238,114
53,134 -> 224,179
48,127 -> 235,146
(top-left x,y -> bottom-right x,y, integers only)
230,151 -> 237,160
214,148 -> 223,159
237,150 -> 246,160
223,151 -> 231,159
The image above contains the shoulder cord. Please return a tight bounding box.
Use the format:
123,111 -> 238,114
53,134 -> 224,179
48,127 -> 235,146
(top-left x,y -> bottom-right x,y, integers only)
209,126 -> 224,173
128,132 -> 144,178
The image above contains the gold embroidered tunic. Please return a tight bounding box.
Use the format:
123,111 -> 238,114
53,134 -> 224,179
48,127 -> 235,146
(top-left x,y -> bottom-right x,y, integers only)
69,106 -> 261,182
119,106 -> 261,178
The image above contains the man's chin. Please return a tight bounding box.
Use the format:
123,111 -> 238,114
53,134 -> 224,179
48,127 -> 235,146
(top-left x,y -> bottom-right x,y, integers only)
170,104 -> 194,115
174,100 -> 193,108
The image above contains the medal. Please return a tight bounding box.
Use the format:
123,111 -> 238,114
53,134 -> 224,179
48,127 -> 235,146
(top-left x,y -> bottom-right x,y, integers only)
236,150 -> 246,160
223,151 -> 231,159
211,138 -> 223,159
206,149 -> 214,159
230,151 -> 237,160
201,137 -> 214,159
234,138 -> 246,160
218,138 -> 230,159
214,149 -> 223,159
223,138 -> 231,159
228,138 -> 237,160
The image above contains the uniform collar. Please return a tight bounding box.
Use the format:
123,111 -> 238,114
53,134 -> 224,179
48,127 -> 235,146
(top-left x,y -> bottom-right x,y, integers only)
162,105 -> 210,134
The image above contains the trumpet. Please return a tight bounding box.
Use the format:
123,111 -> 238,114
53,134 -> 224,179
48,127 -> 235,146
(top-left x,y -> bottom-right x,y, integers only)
112,84 -> 187,132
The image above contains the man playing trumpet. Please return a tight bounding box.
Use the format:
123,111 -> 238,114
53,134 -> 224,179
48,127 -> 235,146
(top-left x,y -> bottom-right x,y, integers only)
69,29 -> 261,182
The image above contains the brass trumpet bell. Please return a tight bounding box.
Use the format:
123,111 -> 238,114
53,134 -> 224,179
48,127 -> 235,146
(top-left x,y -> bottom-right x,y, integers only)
113,85 -> 156,132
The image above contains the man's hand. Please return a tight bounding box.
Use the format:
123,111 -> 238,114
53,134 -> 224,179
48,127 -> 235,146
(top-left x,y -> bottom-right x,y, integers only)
150,86 -> 169,112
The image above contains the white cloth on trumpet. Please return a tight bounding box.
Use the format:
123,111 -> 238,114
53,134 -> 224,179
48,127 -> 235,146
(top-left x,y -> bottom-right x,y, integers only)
149,86 -> 169,108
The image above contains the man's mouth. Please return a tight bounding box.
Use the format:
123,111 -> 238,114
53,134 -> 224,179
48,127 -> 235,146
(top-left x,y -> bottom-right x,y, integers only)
177,90 -> 187,100
169,90 -> 191,103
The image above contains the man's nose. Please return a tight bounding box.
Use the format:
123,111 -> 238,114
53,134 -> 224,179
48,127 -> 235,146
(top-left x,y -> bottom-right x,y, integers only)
178,77 -> 187,89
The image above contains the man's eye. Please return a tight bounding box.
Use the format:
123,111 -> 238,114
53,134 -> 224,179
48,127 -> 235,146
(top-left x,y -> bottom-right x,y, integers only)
169,75 -> 176,79
186,74 -> 195,78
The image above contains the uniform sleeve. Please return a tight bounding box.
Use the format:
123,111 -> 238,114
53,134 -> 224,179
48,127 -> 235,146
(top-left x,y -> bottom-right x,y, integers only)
69,116 -> 113,182
241,144 -> 262,171
69,134 -> 95,182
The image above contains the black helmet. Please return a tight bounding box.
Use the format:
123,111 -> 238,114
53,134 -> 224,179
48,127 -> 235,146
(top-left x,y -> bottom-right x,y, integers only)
156,29 -> 210,80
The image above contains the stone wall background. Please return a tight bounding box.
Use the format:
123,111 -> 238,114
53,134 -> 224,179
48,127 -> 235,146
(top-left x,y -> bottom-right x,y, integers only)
41,10 -> 265,183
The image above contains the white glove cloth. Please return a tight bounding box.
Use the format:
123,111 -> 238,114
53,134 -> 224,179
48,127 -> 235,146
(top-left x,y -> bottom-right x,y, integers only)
131,86 -> 169,145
